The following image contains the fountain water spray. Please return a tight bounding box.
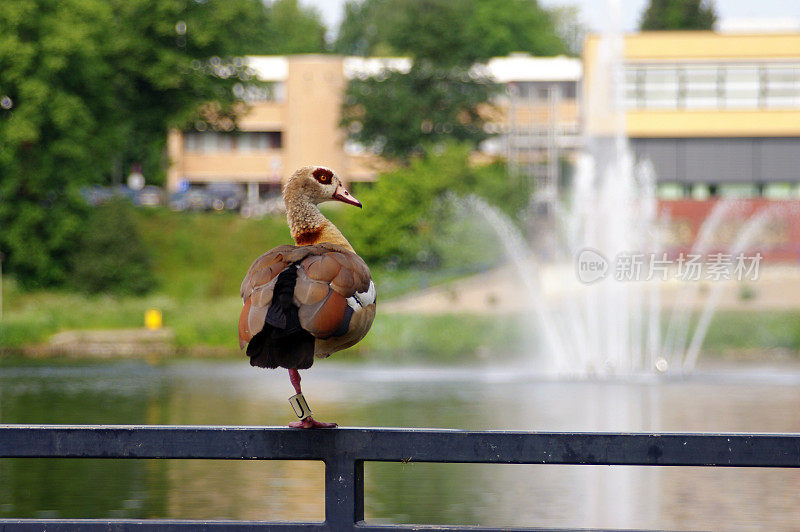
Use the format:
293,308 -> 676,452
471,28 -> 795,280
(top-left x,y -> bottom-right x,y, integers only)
454,0 -> 793,377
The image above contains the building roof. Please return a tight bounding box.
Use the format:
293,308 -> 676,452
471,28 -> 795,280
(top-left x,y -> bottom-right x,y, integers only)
343,57 -> 412,78
584,31 -> 800,61
484,54 -> 582,82
245,54 -> 582,83
245,56 -> 288,81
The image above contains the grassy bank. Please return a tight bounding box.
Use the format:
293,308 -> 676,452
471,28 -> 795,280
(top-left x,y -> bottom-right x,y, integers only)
3,275 -> 800,362
0,283 -> 241,350
133,209 -> 290,300
133,208 -> 468,301
0,208 -> 506,361
0,276 -> 526,362
701,310 -> 800,355
2,208 -> 799,362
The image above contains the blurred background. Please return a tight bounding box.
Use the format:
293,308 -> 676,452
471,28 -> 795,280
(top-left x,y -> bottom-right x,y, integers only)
2,0 -> 800,529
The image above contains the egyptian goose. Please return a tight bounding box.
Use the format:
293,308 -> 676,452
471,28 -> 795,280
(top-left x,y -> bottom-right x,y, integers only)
238,166 -> 376,428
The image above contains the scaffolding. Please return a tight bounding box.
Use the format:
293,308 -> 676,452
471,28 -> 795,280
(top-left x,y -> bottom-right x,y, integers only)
506,82 -> 565,216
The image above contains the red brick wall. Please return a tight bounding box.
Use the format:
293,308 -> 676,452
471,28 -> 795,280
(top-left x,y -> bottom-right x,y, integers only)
657,199 -> 800,262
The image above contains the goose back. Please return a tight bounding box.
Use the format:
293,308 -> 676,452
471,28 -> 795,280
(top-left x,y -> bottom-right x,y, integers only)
239,243 -> 376,369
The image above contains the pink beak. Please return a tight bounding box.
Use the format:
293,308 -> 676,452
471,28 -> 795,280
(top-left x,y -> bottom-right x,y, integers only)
333,185 -> 362,208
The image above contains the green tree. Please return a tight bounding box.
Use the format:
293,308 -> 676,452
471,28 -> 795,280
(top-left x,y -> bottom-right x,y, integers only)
463,0 -> 568,60
262,0 -> 327,54
550,6 -> 587,56
341,62 -> 499,160
335,0 -> 566,64
337,0 -> 567,161
174,0 -> 327,56
70,200 -> 155,295
640,0 -> 717,30
0,0 -> 276,287
333,0 -> 395,56
344,144 -> 526,268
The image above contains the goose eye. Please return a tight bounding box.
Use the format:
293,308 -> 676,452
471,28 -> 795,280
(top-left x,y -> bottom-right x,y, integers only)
313,168 -> 333,184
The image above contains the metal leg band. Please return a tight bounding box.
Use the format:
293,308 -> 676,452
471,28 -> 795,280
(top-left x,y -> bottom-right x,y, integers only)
289,393 -> 313,420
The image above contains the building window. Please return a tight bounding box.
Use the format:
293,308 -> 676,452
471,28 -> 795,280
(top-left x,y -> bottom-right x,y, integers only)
764,65 -> 800,108
683,66 -> 718,109
624,62 -> 800,110
184,131 -> 282,153
559,81 -> 578,99
624,68 -> 644,109
657,183 -> 685,199
232,82 -> 286,103
185,132 -> 230,153
218,133 -> 234,151
237,132 -> 282,151
723,65 -> 760,108
717,183 -> 758,197
763,183 -> 795,199
642,66 -> 679,109
508,81 -> 577,100
691,184 -> 711,200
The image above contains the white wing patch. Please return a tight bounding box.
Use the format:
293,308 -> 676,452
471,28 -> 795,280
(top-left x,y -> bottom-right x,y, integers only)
347,280 -> 376,310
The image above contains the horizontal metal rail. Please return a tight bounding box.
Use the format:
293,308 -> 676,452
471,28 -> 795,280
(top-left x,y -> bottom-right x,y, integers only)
1,425 -> 799,531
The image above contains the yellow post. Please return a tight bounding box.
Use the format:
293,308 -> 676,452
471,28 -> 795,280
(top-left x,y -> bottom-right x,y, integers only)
144,309 -> 162,330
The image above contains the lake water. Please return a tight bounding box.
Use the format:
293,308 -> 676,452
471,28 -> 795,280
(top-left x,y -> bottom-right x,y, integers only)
1,359 -> 800,530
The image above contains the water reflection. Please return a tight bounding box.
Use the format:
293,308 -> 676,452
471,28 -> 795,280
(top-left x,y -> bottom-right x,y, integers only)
1,361 -> 800,529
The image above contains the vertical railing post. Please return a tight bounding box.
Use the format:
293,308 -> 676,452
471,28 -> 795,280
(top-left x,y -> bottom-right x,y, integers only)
324,456 -> 364,530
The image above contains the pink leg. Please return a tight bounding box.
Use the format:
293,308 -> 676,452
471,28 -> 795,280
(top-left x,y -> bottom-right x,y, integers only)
287,369 -> 337,429
289,368 -> 302,394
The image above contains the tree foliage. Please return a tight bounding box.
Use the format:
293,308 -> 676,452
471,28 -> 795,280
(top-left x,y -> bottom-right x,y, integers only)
549,6 -> 587,56
341,62 -> 499,160
639,0 -> 717,30
0,0 -> 324,288
335,0 -> 566,64
257,0 -> 328,55
70,200 -> 155,295
343,144 -> 527,269
338,0 -> 568,161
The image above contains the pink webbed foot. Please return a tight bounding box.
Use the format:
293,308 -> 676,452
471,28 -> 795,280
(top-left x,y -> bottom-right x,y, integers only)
289,417 -> 338,429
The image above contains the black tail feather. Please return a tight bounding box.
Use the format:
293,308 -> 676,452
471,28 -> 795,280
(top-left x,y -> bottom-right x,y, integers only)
247,264 -> 315,369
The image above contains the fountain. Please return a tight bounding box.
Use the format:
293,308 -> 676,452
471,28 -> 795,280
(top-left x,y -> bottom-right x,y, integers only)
455,0 -> 797,377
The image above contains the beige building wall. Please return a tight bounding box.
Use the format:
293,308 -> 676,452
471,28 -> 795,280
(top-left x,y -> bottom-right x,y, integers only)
166,129 -> 184,190
284,56 -> 346,179
167,55 -> 360,192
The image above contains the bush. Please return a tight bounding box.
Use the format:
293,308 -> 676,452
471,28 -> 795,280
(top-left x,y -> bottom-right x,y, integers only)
70,200 -> 155,295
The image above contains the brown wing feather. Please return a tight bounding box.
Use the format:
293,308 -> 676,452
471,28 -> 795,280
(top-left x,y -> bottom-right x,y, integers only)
316,302 -> 376,355
298,290 -> 348,337
304,254 -> 341,281
294,268 -> 330,305
238,296 -> 253,349
240,245 -> 293,299
330,266 -> 354,296
239,243 -> 373,350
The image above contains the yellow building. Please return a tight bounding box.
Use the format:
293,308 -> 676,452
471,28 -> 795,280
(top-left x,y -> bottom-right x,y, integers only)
583,32 -> 800,197
166,54 -> 582,200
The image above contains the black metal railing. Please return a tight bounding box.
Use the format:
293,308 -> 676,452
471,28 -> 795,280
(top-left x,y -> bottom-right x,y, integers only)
1,425 -> 799,531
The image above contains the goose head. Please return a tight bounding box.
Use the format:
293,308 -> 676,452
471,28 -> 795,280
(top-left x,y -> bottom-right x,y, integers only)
284,166 -> 362,208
